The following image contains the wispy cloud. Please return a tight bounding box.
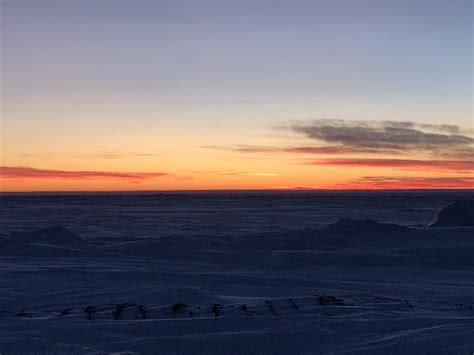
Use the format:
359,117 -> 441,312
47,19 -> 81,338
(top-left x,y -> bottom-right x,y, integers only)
193,170 -> 278,177
0,166 -> 177,181
131,153 -> 160,157
15,152 -> 161,160
18,153 -> 54,158
305,158 -> 474,171
92,152 -> 161,160
239,172 -> 278,177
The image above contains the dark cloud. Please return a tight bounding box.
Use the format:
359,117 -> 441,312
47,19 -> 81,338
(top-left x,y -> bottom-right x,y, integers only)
383,121 -> 462,134
283,146 -> 401,155
202,144 -> 400,155
305,158 -> 474,171
202,120 -> 472,159
290,119 -> 473,152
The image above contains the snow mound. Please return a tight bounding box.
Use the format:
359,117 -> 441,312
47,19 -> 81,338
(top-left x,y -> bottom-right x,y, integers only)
324,218 -> 409,235
429,200 -> 474,227
15,226 -> 83,245
0,226 -> 85,257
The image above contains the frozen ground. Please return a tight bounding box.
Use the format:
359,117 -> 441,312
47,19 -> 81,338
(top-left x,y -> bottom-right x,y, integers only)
0,191 -> 473,354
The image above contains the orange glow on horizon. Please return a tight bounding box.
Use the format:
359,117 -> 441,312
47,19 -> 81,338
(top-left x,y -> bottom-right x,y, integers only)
1,164 -> 472,192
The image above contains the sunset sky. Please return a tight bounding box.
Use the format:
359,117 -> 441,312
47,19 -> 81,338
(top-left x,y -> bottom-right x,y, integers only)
1,0 -> 472,191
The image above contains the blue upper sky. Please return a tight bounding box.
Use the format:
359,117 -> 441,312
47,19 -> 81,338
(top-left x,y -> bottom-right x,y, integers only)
4,0 -> 471,122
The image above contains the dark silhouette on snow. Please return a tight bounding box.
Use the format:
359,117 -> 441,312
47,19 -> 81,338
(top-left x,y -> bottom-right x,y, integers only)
171,303 -> 188,316
211,304 -> 221,317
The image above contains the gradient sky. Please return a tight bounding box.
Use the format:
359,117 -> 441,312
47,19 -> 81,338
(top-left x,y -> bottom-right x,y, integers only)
1,0 -> 472,191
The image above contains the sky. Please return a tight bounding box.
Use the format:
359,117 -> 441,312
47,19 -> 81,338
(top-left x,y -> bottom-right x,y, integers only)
1,0 -> 472,191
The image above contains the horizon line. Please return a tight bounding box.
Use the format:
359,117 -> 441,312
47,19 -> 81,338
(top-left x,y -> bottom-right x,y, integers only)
1,188 -> 473,194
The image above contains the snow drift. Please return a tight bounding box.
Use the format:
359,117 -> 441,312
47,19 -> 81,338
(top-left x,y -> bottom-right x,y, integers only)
324,218 -> 411,236
0,226 -> 85,257
429,200 -> 474,227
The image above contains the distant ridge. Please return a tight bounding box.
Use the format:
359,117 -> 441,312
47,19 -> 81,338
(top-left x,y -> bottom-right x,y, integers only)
430,200 -> 474,227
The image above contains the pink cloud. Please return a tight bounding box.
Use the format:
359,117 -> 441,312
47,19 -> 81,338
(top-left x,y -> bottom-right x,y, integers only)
348,176 -> 474,189
305,158 -> 474,171
271,176 -> 474,190
0,166 -> 173,181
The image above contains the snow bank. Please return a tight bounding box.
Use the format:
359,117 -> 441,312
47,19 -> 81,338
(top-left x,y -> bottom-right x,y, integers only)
429,200 -> 474,227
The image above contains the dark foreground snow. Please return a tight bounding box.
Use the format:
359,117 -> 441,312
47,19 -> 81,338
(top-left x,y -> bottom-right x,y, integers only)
0,192 -> 473,354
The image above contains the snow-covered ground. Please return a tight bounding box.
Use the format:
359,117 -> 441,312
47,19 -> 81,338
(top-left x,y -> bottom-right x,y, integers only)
0,191 -> 473,354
